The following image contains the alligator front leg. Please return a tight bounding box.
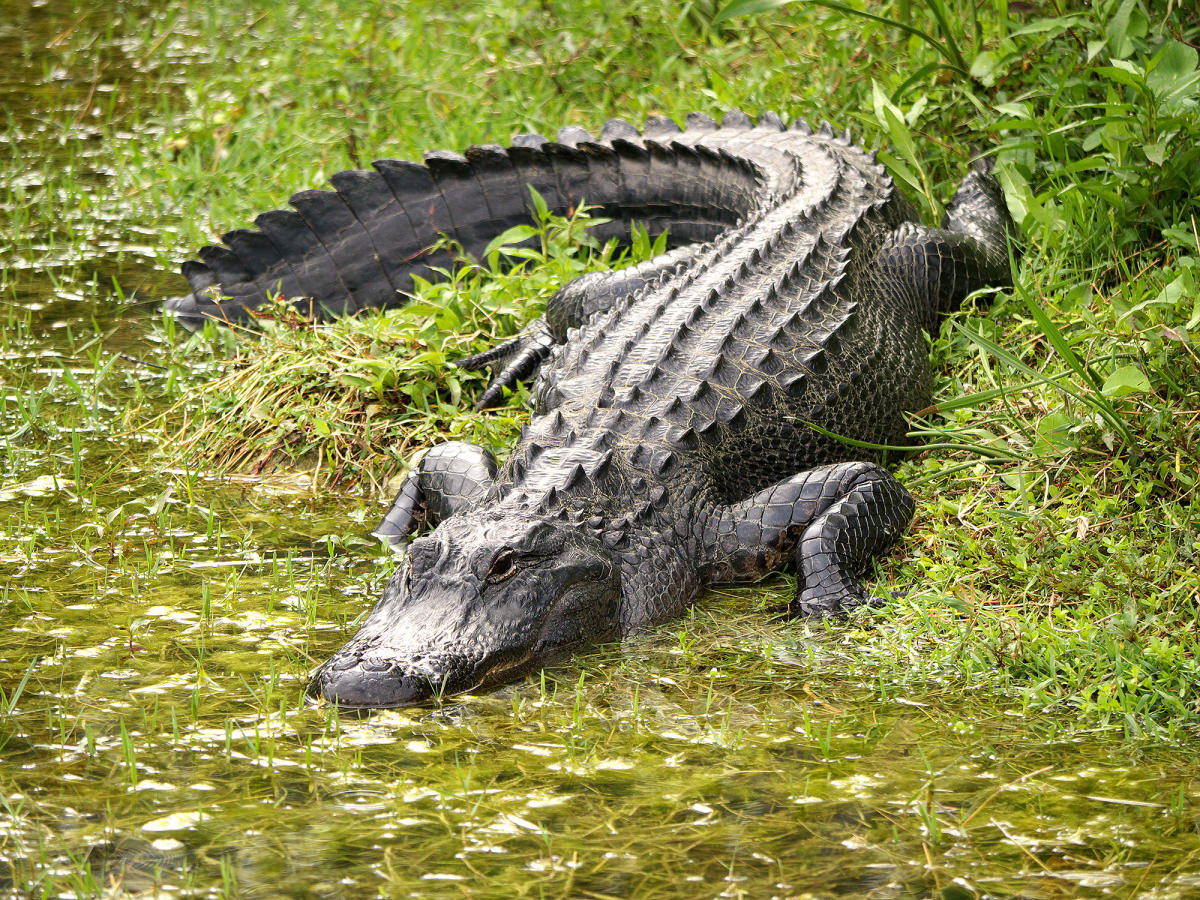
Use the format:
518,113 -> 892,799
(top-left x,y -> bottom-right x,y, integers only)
457,318 -> 558,411
706,462 -> 915,617
374,441 -> 497,548
458,246 -> 698,409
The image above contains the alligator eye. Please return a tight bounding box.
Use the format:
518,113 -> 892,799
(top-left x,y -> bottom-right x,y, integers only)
485,550 -> 518,584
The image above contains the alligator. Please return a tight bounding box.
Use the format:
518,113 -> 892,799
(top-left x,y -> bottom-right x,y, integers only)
170,110 -> 1014,709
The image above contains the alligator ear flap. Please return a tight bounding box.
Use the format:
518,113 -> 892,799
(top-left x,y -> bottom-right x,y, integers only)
685,111 -> 718,131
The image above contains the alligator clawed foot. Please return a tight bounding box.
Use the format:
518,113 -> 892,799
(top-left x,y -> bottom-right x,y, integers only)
457,316 -> 556,409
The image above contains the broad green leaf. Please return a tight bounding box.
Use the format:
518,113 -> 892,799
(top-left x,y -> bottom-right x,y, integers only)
707,69 -> 734,107
871,82 -> 918,165
527,185 -> 549,220
1121,271 -> 1196,320
1147,40 -> 1200,111
1036,410 -> 1075,449
1008,13 -> 1089,39
970,50 -> 1001,85
1095,63 -> 1146,92
1142,140 -> 1168,166
877,151 -> 923,197
993,101 -> 1031,119
1105,0 -> 1147,60
1101,365 -> 1151,397
482,224 -> 538,259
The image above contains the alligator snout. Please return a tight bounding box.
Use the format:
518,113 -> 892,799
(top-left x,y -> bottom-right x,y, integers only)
309,657 -> 446,709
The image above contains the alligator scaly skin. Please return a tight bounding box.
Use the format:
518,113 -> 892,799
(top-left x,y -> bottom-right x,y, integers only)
173,111 -> 1015,708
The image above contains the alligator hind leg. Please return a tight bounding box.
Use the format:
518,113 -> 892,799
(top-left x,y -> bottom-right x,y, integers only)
706,462 -> 915,617
374,441 -> 497,548
879,158 -> 1017,328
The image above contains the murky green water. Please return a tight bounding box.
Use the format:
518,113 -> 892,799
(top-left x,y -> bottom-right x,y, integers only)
2,3 -> 1199,897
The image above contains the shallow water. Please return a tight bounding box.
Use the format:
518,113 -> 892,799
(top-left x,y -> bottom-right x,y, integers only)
2,3 -> 1199,898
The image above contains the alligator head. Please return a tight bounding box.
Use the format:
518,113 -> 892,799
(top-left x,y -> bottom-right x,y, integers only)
309,509 -> 622,708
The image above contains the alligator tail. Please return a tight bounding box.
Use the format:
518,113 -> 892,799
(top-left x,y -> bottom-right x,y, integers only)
167,111 -> 853,328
